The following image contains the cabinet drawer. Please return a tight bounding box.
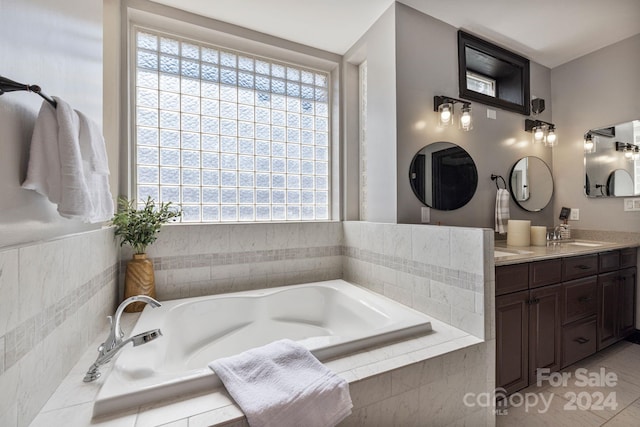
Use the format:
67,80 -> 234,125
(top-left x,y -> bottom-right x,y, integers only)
562,316 -> 597,368
496,263 -> 528,296
620,247 -> 637,269
562,255 -> 598,280
563,276 -> 597,324
529,259 -> 562,289
599,251 -> 620,273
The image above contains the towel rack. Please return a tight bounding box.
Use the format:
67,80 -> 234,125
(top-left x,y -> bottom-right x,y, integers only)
491,174 -> 507,190
0,75 -> 57,108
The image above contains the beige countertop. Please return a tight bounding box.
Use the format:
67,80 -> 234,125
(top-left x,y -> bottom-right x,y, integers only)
494,239 -> 638,266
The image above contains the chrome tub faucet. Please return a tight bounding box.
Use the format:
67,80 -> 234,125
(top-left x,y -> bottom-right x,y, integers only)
83,295 -> 162,382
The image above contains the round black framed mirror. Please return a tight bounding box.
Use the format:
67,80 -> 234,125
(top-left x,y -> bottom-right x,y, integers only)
509,156 -> 553,212
409,142 -> 478,210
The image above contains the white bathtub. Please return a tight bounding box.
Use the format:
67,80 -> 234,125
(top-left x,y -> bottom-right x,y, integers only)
94,279 -> 433,417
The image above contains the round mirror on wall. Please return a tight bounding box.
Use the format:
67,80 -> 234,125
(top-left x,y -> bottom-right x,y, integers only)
409,142 -> 478,210
509,156 -> 553,212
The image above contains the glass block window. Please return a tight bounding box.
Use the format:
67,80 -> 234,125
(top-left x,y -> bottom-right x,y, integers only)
133,29 -> 330,222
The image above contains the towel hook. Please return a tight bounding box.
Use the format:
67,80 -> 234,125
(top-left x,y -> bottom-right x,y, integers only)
491,174 -> 507,190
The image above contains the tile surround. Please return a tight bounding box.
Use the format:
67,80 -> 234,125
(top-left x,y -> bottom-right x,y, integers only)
124,222 -> 344,300
17,220 -> 498,426
342,221 -> 492,339
0,228 -> 119,427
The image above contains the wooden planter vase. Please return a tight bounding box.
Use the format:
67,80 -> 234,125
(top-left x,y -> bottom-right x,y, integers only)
123,253 -> 156,312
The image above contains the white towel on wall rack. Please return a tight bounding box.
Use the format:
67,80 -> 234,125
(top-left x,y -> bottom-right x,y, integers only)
22,97 -> 113,223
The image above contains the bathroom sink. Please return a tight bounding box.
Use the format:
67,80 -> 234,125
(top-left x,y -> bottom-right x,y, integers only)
564,241 -> 603,247
494,250 -> 517,257
494,249 -> 534,257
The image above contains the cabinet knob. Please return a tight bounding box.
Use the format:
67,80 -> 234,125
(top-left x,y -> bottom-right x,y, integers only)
578,296 -> 593,303
574,337 -> 590,344
575,265 -> 591,270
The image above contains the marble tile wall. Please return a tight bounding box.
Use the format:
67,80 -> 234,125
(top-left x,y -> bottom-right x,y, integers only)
120,222 -> 343,300
342,221 -> 495,339
343,340 -> 495,426
0,228 -> 119,427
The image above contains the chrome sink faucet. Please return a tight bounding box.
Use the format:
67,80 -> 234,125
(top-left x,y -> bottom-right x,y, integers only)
83,295 -> 163,382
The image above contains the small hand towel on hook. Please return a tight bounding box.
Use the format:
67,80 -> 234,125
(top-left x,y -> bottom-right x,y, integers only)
495,188 -> 510,234
492,175 -> 510,234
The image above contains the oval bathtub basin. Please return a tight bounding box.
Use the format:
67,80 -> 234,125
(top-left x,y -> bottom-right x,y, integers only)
94,279 -> 433,417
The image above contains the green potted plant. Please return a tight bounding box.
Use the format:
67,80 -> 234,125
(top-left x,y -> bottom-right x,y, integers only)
112,196 -> 181,312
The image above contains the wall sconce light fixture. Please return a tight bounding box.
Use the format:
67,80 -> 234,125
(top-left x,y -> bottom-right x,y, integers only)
525,119 -> 558,147
584,133 -> 596,153
434,96 -> 473,131
616,141 -> 640,161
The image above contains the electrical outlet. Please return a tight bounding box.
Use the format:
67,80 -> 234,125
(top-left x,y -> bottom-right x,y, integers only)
421,207 -> 430,223
570,208 -> 579,220
624,198 -> 640,211
487,109 -> 496,120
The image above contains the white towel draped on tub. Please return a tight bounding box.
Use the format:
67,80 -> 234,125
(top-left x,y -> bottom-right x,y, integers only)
208,339 -> 353,427
22,97 -> 114,222
495,188 -> 510,234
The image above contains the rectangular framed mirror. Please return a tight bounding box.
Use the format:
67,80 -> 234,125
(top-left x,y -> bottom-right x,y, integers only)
584,120 -> 640,197
458,31 -> 530,115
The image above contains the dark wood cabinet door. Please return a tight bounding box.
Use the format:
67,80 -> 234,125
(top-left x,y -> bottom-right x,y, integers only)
496,290 -> 529,394
562,316 -> 597,368
529,259 -> 562,289
529,284 -> 563,384
618,268 -> 636,338
599,251 -> 620,273
562,254 -> 598,281
496,263 -> 528,296
620,248 -> 637,269
562,276 -> 597,325
597,272 -> 619,351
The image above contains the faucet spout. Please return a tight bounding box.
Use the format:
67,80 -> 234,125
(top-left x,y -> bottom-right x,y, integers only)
113,295 -> 161,343
83,295 -> 162,382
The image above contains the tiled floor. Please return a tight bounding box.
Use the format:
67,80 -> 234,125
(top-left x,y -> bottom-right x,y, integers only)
497,341 -> 640,426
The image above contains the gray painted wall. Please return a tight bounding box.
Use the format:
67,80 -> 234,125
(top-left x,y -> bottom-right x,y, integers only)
344,5 -> 398,223
395,3 -> 555,228
0,0 -> 105,248
551,34 -> 640,231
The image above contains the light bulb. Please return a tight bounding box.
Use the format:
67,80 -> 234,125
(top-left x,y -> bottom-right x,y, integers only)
441,108 -> 451,123
584,139 -> 594,152
459,105 -> 472,131
625,149 -> 633,159
545,128 -> 557,146
438,102 -> 453,126
533,126 -> 545,143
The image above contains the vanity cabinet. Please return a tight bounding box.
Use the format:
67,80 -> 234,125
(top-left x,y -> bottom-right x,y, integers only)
528,284 -> 563,382
597,267 -> 637,350
496,247 -> 637,395
496,290 -> 529,394
496,259 -> 563,393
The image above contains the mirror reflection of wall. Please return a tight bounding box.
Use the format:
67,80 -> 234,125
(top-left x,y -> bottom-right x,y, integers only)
409,142 -> 478,210
509,156 -> 553,212
584,120 -> 640,198
607,169 -> 634,196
